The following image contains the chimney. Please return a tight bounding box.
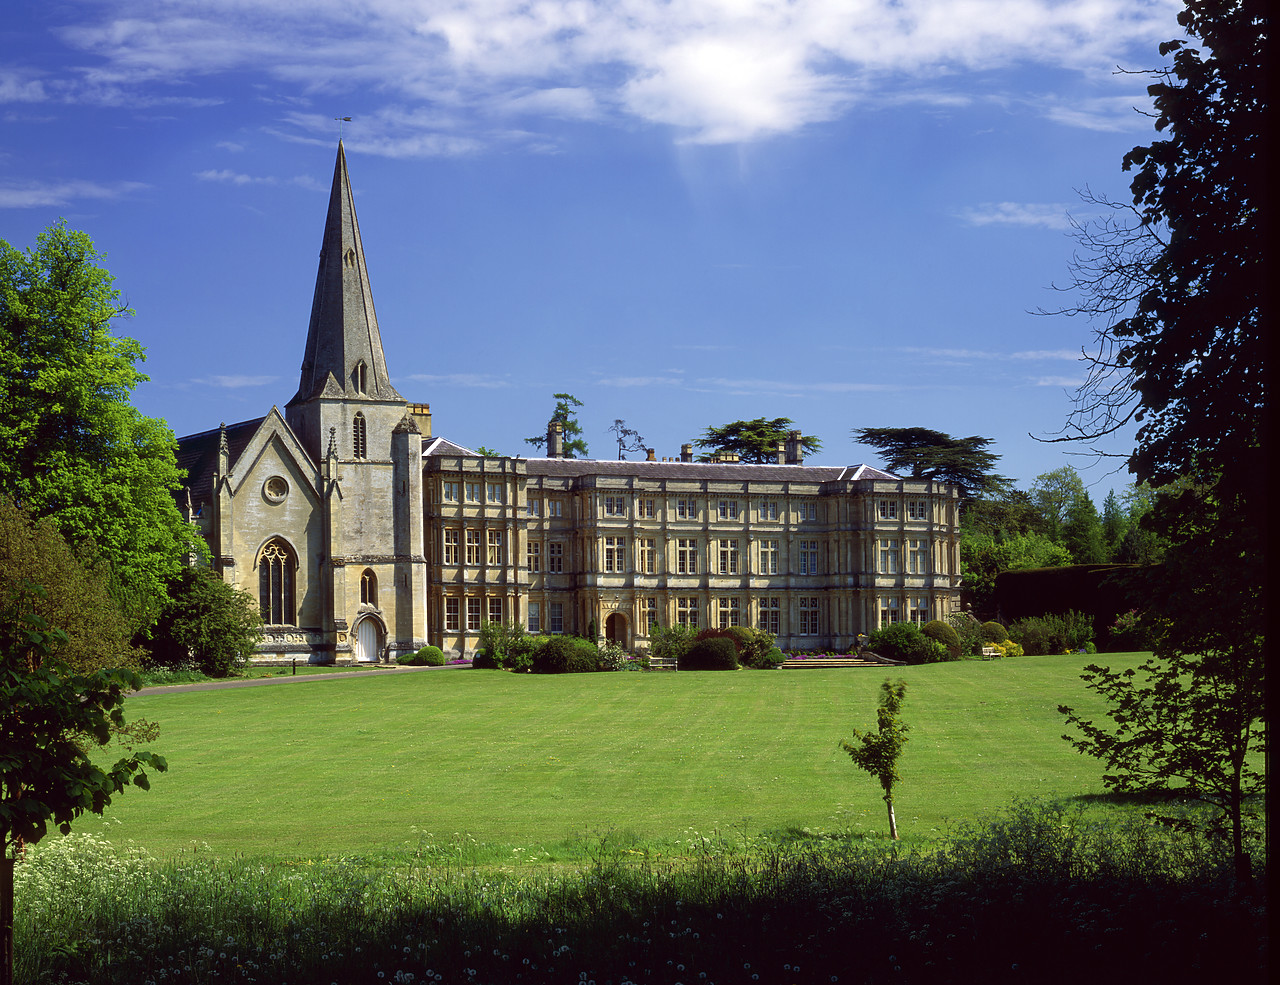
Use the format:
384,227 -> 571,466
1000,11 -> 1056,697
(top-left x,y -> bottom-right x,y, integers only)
680,443 -> 694,463
786,429 -> 804,465
645,448 -> 656,461
775,439 -> 786,465
547,420 -> 564,459
407,402 -> 432,438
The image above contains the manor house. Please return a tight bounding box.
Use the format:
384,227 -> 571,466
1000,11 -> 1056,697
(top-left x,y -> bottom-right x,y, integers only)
177,144 -> 962,663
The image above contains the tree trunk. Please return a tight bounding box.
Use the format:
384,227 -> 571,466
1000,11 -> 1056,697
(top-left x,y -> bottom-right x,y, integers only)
886,797 -> 899,840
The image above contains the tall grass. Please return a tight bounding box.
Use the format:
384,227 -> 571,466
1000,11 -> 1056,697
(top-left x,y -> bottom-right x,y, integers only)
18,802 -> 1264,985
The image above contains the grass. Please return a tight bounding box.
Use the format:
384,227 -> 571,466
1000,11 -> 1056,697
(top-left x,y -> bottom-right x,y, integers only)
87,653 -> 1149,857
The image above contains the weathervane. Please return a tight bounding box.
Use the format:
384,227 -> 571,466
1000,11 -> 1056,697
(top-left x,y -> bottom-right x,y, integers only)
334,116 -> 352,140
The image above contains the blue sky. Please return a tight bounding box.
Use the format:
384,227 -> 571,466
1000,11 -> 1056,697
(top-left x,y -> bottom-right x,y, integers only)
2,1 -> 1183,498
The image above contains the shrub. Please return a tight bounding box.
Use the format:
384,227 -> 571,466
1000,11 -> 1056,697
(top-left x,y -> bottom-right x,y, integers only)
531,636 -> 600,674
980,620 -> 1010,644
947,611 -> 984,658
755,647 -> 786,669
503,634 -> 543,673
398,645 -> 445,666
478,620 -> 527,667
471,648 -> 501,669
597,640 -> 633,671
678,637 -> 738,671
921,619 -> 961,658
697,625 -> 778,668
649,624 -> 696,667
867,623 -> 949,664
1008,609 -> 1095,655
1106,609 -> 1157,652
985,638 -> 1024,658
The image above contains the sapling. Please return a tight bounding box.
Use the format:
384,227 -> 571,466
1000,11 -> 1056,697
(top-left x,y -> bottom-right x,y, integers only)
840,679 -> 909,839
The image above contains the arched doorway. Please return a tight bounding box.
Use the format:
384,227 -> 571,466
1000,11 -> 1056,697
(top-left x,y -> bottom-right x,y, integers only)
605,612 -> 627,647
354,617 -> 381,663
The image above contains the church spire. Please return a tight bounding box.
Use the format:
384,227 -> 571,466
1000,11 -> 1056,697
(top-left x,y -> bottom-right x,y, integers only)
290,141 -> 402,405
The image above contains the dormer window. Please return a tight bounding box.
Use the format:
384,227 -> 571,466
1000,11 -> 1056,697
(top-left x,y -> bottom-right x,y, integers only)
353,361 -> 368,394
353,413 -> 367,459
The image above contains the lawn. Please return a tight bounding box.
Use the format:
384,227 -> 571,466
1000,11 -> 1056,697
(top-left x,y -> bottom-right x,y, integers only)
85,653 -> 1144,857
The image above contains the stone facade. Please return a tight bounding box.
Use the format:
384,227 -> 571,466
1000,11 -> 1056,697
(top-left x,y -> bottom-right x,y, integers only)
179,143 -> 961,664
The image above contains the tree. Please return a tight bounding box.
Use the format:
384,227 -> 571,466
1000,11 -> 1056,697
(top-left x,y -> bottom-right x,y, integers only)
960,530 -> 1072,616
474,446 -> 501,458
149,566 -> 262,677
1062,491 -> 1107,564
961,486 -> 1044,539
0,222 -> 195,634
840,679 -> 909,840
1051,0 -> 1266,883
1029,466 -> 1087,543
608,419 -> 646,460
1100,489 -> 1128,557
695,417 -> 821,463
1,581 -> 166,985
852,428 -> 1005,502
525,393 -> 588,458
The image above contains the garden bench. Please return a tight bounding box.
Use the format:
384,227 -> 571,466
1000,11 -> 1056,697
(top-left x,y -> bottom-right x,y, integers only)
647,654 -> 677,671
981,646 -> 1001,658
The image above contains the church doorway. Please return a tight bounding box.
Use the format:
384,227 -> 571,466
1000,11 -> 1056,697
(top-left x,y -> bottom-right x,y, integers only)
354,617 -> 381,663
605,612 -> 628,647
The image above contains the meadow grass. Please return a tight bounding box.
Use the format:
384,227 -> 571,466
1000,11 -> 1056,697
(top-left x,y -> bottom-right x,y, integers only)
89,653 -> 1144,857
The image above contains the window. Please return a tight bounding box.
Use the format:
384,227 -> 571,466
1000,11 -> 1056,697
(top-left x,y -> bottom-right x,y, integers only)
676,597 -> 699,627
878,499 -> 898,520
717,597 -> 741,628
644,598 -> 658,633
638,498 -> 655,518
718,539 -> 739,574
799,597 -> 820,635
488,597 -> 503,624
443,481 -> 459,502
549,602 -> 564,634
257,539 -> 295,625
443,529 -> 459,565
487,530 -> 504,565
677,538 -> 699,574
797,501 -> 817,521
527,541 -> 541,573
638,538 -> 656,574
909,596 -> 929,624
908,500 -> 929,521
548,499 -> 562,517
527,602 -> 541,634
879,596 -> 900,628
360,568 -> 377,606
677,498 -> 697,520
759,539 -> 779,574
799,540 -> 819,575
717,499 -> 739,520
445,598 -> 459,632
352,413 -> 367,459
465,482 -> 481,502
548,542 -> 564,573
879,538 -> 899,574
465,529 -> 480,565
526,498 -> 541,517
760,500 -> 778,521
604,536 -> 626,573
352,361 -> 368,394
604,495 -> 626,516
486,482 -> 504,504
758,596 -> 780,635
467,597 -> 482,631
907,539 -> 929,575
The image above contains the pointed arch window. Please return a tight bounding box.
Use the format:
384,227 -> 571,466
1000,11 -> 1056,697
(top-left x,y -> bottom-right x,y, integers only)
258,539 -> 296,625
360,568 -> 377,607
353,413 -> 367,459
353,361 -> 368,394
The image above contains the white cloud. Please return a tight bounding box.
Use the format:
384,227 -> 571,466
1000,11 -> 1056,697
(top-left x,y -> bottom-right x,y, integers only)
957,202 -> 1074,229
216,140 -> 245,151
1034,375 -> 1084,387
0,178 -> 147,208
198,374 -> 279,388
0,70 -> 47,103
902,346 -> 1080,362
406,372 -> 511,388
195,169 -> 276,185
45,1 -> 1182,147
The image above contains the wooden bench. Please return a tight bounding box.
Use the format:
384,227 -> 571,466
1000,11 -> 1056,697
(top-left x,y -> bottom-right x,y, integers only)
981,646 -> 1001,659
647,654 -> 677,671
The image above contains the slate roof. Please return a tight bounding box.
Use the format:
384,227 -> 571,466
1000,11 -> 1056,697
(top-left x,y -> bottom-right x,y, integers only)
176,418 -> 264,507
521,458 -> 902,483
422,436 -> 478,457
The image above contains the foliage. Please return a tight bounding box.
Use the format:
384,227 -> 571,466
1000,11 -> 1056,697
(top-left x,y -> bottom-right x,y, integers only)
840,679 -> 909,839
852,428 -> 1006,502
678,637 -> 738,671
531,635 -> 599,674
608,419 -> 646,460
648,623 -> 696,669
474,446 -> 501,458
1028,466 -> 1086,543
148,566 -> 261,677
524,392 -> 588,458
398,645 -> 445,666
959,530 -> 1071,616
1009,610 -> 1095,656
0,497 -> 139,674
960,486 -> 1042,539
597,640 -> 635,672
984,639 -> 1024,658
470,649 -> 501,669
0,223 -> 196,634
478,620 -> 527,669
1106,609 -> 1155,653
1062,490 -> 1107,563
947,611 -> 985,658
694,417 -> 821,463
757,647 -> 785,669
920,619 -> 960,659
979,621 -> 1009,644
866,623 -> 948,665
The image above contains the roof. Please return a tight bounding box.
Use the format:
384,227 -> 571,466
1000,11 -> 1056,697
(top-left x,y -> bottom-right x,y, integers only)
423,436 -> 478,457
176,418 -> 265,504
522,458 -> 903,484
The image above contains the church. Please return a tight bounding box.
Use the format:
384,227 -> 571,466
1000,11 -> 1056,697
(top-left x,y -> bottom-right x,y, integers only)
177,144 -> 962,664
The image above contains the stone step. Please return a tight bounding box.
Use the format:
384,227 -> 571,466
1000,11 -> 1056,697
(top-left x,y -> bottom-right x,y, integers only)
781,658 -> 884,669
